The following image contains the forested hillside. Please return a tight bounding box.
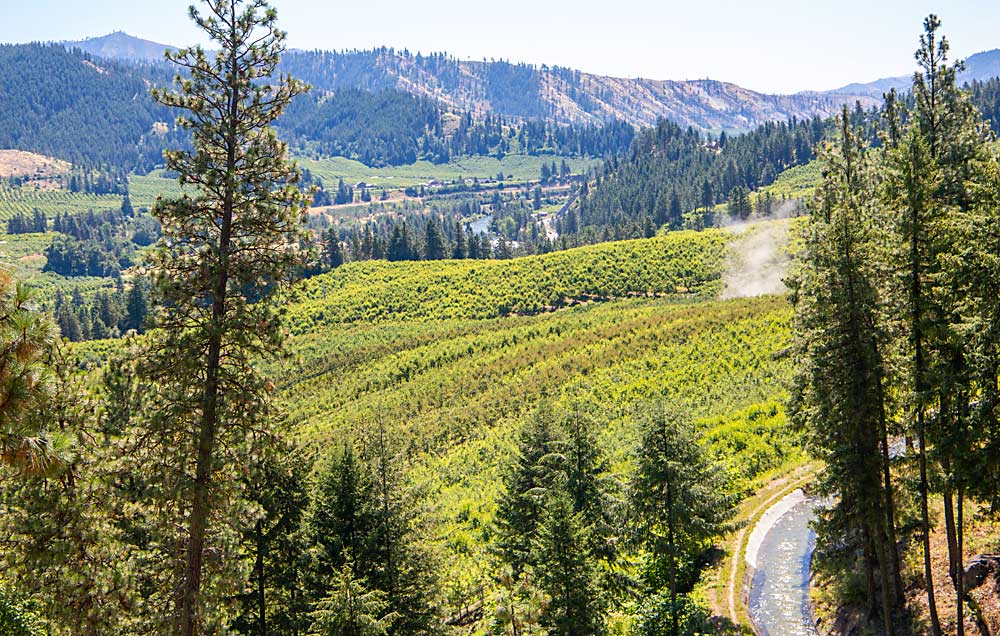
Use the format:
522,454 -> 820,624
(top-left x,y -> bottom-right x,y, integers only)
0,43 -> 630,172
255,47 -> 871,131
0,43 -> 178,169
71,32 -> 874,132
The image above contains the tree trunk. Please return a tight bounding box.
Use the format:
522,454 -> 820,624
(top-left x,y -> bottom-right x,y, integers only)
872,521 -> 895,636
667,482 -> 678,636
177,23 -> 238,631
918,416 -> 943,636
862,528 -> 878,621
877,406 -> 905,609
944,471 -> 959,587
957,488 -> 965,636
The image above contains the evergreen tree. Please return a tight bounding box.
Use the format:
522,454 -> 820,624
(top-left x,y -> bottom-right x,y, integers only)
143,2 -> 309,633
532,491 -> 604,636
630,405 -> 736,636
452,224 -> 467,259
668,189 -> 683,230
0,271 -> 59,474
423,219 -> 446,260
790,108 -> 902,633
309,565 -> 396,636
495,404 -> 563,573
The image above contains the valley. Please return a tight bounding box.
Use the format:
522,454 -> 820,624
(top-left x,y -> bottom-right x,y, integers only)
3,5 -> 1000,636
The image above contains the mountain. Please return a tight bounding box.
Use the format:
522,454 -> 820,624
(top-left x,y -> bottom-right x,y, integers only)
0,42 -> 178,170
65,32 -> 873,132
67,31 -> 174,62
822,48 -> 1000,97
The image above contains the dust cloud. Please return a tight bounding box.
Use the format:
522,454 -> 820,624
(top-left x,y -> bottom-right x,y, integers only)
720,219 -> 792,299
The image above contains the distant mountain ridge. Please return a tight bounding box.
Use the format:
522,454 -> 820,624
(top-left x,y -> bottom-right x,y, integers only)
66,31 -> 174,62
821,48 -> 1000,97
68,32 -> 873,132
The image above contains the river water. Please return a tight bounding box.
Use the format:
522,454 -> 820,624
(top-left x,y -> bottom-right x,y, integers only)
747,496 -> 819,636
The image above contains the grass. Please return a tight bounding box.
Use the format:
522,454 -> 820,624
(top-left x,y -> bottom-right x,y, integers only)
297,154 -> 601,189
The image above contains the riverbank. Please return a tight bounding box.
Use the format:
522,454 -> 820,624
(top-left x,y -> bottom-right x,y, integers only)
812,496 -> 1000,636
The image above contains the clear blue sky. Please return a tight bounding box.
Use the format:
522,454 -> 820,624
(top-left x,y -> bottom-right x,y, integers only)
3,0 -> 999,94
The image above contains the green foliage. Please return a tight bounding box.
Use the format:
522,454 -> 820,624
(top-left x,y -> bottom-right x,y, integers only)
135,1 -> 312,631
532,491 -> 605,636
0,589 -> 42,636
0,185 -> 122,224
298,154 -> 601,190
304,442 -> 438,636
630,405 -> 737,635
277,250 -> 798,621
308,565 -> 397,636
0,271 -> 59,474
578,115 -> 823,237
288,230 -> 728,327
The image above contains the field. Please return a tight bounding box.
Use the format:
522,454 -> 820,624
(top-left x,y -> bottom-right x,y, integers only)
273,229 -> 799,619
128,171 -> 183,209
0,232 -> 113,298
757,159 -> 821,202
287,230 -> 729,326
0,184 -> 122,223
297,154 -> 602,189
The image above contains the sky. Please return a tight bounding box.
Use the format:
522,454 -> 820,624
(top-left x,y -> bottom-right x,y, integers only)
3,0 -> 1000,94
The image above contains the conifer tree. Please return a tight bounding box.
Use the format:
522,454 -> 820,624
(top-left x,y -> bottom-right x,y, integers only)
0,271 -> 59,474
495,404 -> 563,573
532,490 -> 604,636
630,404 -> 735,636
790,107 -> 901,633
143,1 -> 308,633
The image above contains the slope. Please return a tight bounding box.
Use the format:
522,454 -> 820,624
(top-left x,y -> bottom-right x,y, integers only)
273,230 -> 800,623
71,32 -> 874,132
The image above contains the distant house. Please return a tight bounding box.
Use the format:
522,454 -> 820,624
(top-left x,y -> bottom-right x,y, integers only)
702,141 -> 722,152
355,181 -> 368,189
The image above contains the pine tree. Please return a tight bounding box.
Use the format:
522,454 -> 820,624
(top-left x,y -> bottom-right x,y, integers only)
144,2 -> 309,633
790,108 -> 902,633
0,271 -> 59,474
630,405 -> 736,636
532,491 -> 604,636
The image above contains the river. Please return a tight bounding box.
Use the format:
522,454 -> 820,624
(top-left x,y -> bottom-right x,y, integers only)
746,490 -> 820,636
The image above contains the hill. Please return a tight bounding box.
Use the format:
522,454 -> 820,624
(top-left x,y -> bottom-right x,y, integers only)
0,42 -> 632,171
71,32 -> 872,132
0,43 -> 178,170
66,31 -> 174,61
271,228 -> 798,625
821,48 -> 1000,97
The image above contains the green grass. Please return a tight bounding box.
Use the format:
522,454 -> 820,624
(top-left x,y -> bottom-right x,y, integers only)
297,154 -> 601,189
271,228 -> 798,621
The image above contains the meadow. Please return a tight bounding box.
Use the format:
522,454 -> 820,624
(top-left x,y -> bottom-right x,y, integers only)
297,154 -> 602,189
